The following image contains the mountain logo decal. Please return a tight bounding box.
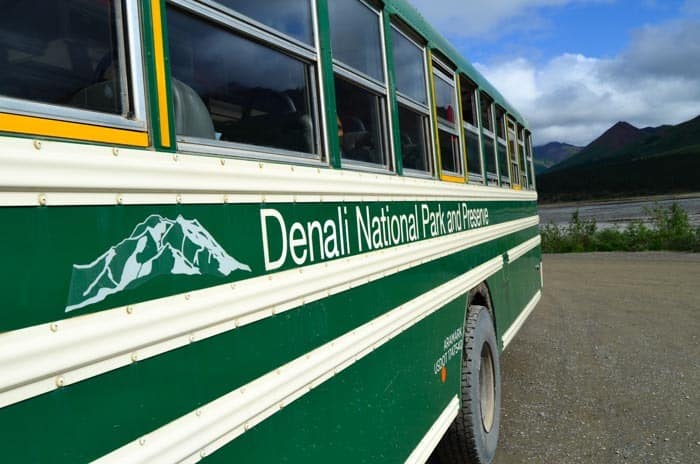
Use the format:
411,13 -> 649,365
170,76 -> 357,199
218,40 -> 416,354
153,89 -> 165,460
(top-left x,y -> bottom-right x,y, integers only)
65,214 -> 251,312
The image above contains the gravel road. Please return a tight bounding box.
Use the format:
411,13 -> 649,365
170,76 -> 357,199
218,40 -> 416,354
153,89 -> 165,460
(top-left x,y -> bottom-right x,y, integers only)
493,252 -> 700,464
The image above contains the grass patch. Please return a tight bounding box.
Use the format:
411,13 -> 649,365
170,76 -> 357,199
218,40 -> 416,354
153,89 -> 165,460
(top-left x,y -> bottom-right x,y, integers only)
541,203 -> 700,253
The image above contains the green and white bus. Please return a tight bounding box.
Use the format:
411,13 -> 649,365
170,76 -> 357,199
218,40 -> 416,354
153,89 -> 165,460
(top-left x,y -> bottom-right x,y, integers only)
0,1 -> 541,462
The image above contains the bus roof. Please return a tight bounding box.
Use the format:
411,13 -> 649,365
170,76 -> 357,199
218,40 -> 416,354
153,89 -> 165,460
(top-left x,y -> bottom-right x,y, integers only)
387,0 -> 528,127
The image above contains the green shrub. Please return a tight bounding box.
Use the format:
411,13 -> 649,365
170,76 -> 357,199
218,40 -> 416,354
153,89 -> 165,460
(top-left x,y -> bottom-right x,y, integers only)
541,202 -> 699,253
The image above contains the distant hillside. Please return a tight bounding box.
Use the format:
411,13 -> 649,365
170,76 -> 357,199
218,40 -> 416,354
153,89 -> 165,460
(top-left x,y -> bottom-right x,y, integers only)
533,142 -> 582,173
537,115 -> 700,202
549,121 -> 652,172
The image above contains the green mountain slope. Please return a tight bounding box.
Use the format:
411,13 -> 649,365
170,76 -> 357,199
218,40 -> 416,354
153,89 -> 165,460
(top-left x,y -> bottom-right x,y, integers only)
537,115 -> 700,202
533,142 -> 582,173
549,121 -> 649,172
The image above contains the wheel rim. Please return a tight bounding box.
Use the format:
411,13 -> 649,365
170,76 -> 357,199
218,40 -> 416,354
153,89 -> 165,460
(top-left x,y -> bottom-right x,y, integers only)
479,343 -> 496,433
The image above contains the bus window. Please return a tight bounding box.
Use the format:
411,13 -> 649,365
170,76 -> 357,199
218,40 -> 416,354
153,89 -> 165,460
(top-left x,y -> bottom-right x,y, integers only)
334,76 -> 385,164
518,125 -> 528,188
328,0 -> 384,82
433,61 -> 462,178
484,137 -> 497,183
526,130 -> 536,190
215,0 -> 314,44
167,5 -> 319,158
480,93 -> 494,133
391,26 -> 431,175
507,119 -> 520,188
480,92 -> 498,185
495,106 -> 506,139
0,0 -> 145,135
460,76 -> 483,183
497,142 -> 509,186
496,106 -> 509,186
329,0 -> 389,168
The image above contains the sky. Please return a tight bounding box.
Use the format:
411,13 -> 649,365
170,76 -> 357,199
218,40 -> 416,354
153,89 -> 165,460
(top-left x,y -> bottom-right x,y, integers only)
410,0 -> 700,146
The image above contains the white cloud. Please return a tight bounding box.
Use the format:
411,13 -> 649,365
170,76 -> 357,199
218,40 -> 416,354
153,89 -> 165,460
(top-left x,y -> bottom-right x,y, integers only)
410,0 -> 609,37
474,20 -> 700,145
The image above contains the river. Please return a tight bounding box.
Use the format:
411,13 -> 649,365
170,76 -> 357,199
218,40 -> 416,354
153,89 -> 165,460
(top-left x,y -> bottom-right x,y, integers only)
538,194 -> 700,230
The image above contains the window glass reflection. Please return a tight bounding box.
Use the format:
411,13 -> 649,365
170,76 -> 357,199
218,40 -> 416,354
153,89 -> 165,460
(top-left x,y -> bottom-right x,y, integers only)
398,105 -> 429,172
217,0 -> 313,44
439,130 -> 460,173
167,7 -> 317,155
496,108 -> 506,138
484,137 -> 497,175
0,0 -> 123,114
434,77 -> 456,126
481,94 -> 494,132
391,29 -> 426,104
498,143 -> 509,183
335,76 -> 385,164
509,138 -> 520,185
461,80 -> 478,126
466,130 -> 482,177
328,0 -> 384,82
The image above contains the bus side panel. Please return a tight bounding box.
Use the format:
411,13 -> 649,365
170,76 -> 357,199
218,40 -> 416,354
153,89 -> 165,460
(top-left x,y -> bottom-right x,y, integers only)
205,296 -> 467,464
0,201 -> 537,461
508,246 -> 542,317
487,225 -> 541,347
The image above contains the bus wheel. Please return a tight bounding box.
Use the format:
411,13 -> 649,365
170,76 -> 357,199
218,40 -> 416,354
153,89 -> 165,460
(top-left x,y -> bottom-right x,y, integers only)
438,305 -> 501,464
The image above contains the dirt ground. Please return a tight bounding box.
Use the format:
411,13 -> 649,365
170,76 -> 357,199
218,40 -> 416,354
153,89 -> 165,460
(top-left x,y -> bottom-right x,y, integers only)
493,252 -> 700,463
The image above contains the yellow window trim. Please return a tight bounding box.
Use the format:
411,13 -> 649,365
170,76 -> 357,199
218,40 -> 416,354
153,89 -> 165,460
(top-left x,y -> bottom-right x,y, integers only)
506,118 -> 521,189
455,75 -> 470,179
0,113 -> 148,147
440,174 -> 465,184
151,0 -> 171,148
426,51 -> 442,175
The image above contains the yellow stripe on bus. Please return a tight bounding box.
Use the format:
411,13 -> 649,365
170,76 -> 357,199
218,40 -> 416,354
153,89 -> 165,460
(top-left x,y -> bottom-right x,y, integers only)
440,174 -> 466,184
0,113 -> 148,147
151,0 -> 171,148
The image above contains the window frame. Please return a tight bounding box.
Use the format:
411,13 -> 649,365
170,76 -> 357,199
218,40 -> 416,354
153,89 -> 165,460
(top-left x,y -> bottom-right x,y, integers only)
459,75 -> 484,184
495,105 -> 510,187
390,24 -> 433,178
196,0 -> 317,49
169,0 -> 326,165
479,92 -> 499,186
517,124 -> 528,188
506,118 -> 521,189
525,130 -> 536,190
431,57 -> 463,181
0,0 -> 149,140
330,0 -> 393,172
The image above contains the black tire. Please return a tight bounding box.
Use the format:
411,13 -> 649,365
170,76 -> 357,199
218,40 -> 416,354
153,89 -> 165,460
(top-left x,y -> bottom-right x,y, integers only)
437,304 -> 501,464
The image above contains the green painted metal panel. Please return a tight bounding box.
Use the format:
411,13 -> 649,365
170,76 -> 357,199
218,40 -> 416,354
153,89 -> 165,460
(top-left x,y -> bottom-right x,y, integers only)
381,10 -> 404,175
140,0 -> 176,151
0,227 -> 535,462
209,296 -> 467,463
508,246 -> 542,314
314,0 -> 341,168
0,200 -> 536,333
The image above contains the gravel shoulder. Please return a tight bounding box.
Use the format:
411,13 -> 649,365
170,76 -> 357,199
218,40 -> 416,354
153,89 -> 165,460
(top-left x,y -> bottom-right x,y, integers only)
494,252 -> 700,464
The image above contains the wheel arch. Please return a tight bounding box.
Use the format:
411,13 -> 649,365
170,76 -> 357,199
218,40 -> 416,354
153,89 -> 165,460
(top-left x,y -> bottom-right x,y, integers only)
467,282 -> 497,335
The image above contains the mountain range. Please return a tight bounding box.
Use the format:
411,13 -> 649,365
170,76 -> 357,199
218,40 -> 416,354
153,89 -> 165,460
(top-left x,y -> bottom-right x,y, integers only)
535,115 -> 700,202
533,142 -> 583,174
66,215 -> 251,312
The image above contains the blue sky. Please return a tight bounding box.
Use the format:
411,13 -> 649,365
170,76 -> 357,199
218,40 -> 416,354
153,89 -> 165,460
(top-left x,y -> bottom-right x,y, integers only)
410,0 -> 700,145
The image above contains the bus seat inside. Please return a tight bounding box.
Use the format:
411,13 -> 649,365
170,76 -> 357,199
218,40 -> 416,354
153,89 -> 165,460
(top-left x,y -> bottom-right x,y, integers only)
171,78 -> 216,140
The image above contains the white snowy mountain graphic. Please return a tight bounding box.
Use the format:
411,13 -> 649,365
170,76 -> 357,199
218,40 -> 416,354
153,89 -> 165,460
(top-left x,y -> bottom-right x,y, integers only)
66,214 -> 251,312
